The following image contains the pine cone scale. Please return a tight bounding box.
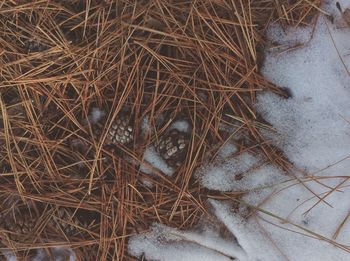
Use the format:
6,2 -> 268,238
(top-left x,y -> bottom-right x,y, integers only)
156,129 -> 189,167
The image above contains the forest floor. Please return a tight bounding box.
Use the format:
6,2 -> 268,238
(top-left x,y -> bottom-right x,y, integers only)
3,1 -> 349,261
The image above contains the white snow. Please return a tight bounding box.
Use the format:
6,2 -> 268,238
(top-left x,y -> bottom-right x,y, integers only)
253,1 -> 350,258
4,1 -> 350,260
169,119 -> 191,133
141,115 -> 152,135
63,4 -> 350,259
129,1 -> 350,260
2,247 -> 76,261
1,251 -> 16,261
209,200 -> 287,261
128,221 -> 246,261
140,145 -> 175,176
32,247 -> 76,261
216,142 -> 238,158
88,107 -> 105,124
196,148 -> 285,193
139,118 -> 191,178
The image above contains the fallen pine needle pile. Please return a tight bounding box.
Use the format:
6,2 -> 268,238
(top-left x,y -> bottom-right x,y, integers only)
0,0 -> 320,260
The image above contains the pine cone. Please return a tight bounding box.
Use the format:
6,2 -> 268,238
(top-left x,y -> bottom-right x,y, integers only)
156,129 -> 189,167
105,114 -> 134,146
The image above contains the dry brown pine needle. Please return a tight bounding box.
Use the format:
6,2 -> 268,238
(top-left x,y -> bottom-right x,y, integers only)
0,0 -> 320,260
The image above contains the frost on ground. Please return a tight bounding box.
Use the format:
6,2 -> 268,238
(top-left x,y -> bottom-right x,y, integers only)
128,1 -> 350,260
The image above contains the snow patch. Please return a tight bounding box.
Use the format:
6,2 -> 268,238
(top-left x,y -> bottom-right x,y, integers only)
196,149 -> 285,192
129,1 -> 350,260
88,107 -> 105,124
255,2 -> 350,260
128,222 -> 246,261
170,119 -> 191,133
140,146 -> 175,176
2,247 -> 76,261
